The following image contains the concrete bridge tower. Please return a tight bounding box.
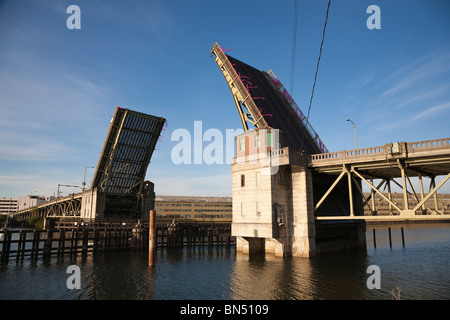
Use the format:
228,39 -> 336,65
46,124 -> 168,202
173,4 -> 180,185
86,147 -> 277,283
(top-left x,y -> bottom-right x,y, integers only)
231,128 -> 316,257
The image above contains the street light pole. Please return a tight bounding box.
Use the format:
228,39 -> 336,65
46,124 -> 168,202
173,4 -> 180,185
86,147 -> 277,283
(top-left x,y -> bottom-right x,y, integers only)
82,166 -> 94,191
346,118 -> 358,150
57,184 -> 81,198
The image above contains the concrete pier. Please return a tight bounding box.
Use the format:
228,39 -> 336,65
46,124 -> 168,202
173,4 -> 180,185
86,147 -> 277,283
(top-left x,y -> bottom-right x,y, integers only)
232,128 -> 365,258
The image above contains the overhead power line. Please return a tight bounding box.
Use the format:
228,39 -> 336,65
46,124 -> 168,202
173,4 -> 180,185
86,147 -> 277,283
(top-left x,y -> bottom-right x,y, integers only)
300,0 -> 331,151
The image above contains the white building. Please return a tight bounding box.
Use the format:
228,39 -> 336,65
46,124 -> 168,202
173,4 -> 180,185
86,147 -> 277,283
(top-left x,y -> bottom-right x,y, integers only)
17,195 -> 56,211
0,195 -> 56,215
0,198 -> 19,215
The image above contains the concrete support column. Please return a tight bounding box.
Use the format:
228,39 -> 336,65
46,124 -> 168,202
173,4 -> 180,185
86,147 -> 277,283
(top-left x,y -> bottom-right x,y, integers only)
265,238 -> 285,257
291,166 -> 316,258
236,236 -> 265,254
356,220 -> 367,248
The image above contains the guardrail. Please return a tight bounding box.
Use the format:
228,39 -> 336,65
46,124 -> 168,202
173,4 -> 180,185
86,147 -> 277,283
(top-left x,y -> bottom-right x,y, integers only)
310,145 -> 388,163
310,138 -> 450,166
211,42 -> 267,128
267,70 -> 329,153
408,138 -> 450,152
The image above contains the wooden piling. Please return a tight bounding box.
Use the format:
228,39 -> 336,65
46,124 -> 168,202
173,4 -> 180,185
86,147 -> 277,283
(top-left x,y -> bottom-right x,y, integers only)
31,230 -> 38,260
82,229 -> 88,254
0,221 -> 233,262
43,229 -> 53,257
93,229 -> 99,252
16,229 -> 24,261
373,229 -> 377,248
401,227 -> 405,247
388,227 -> 392,248
149,209 -> 156,266
103,228 -> 108,251
1,229 -> 11,261
69,229 -> 75,256
58,229 -> 65,257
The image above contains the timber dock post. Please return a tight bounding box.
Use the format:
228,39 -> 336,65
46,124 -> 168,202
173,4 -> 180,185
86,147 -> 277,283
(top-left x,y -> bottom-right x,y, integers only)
373,229 -> 377,248
388,227 -> 392,248
0,220 -> 234,263
149,210 -> 156,266
132,220 -> 146,250
401,227 -> 405,247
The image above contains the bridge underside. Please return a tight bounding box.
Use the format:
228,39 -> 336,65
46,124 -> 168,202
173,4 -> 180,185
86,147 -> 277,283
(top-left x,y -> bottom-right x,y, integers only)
312,139 -> 450,220
212,42 -> 355,219
91,107 -> 165,219
211,42 -> 327,155
12,194 -> 82,221
12,108 -> 164,222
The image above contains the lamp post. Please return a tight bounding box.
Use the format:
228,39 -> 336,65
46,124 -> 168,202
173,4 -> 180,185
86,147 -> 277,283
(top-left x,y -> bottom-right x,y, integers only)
82,166 -> 94,191
346,118 -> 358,150
57,184 -> 81,198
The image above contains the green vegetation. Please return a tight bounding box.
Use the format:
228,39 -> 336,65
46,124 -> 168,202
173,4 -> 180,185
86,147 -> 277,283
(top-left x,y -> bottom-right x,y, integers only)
25,217 -> 44,230
0,215 -> 44,230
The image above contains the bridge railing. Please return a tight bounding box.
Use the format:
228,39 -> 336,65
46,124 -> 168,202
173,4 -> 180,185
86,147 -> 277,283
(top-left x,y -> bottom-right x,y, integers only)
310,144 -> 389,164
211,42 -> 267,128
310,137 -> 450,166
408,138 -> 450,153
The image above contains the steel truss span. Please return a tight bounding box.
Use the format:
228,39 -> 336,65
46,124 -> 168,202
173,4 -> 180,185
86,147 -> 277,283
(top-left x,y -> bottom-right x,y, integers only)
12,107 -> 165,221
311,138 -> 450,220
211,42 -> 327,155
91,107 -> 166,217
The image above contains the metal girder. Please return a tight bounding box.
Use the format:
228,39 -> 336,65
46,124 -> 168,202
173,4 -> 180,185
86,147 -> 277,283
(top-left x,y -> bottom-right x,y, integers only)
313,161 -> 450,219
211,42 -> 268,131
351,168 -> 402,213
315,170 -> 346,211
311,138 -> 450,219
91,107 -> 165,217
412,173 -> 450,212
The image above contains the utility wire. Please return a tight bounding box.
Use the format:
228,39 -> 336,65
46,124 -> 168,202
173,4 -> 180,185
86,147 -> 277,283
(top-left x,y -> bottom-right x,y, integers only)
300,0 -> 331,152
290,0 -> 299,95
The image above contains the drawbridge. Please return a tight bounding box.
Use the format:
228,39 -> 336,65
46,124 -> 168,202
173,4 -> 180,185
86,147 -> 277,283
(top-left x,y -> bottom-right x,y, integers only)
211,42 -> 450,221
211,42 -> 328,155
214,42 -> 450,257
13,107 -> 165,222
91,107 -> 165,218
211,42 -> 354,218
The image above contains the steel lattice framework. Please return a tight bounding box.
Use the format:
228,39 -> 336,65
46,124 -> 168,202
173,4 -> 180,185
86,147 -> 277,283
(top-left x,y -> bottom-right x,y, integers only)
211,42 -> 328,155
91,107 -> 165,217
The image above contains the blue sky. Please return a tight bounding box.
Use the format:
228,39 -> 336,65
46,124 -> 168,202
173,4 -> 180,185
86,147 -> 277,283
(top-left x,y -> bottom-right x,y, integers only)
0,0 -> 449,198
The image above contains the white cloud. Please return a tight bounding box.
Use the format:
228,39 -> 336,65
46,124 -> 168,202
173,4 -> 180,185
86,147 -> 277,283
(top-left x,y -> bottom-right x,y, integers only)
380,48 -> 450,98
412,102 -> 450,121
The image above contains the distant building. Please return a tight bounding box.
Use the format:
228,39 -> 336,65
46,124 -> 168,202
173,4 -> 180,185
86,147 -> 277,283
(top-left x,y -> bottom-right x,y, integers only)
17,195 -> 56,212
154,195 -> 232,221
0,198 -> 19,215
0,195 -> 56,216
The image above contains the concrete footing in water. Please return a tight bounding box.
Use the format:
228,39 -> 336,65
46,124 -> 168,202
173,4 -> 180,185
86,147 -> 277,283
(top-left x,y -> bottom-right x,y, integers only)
235,219 -> 367,258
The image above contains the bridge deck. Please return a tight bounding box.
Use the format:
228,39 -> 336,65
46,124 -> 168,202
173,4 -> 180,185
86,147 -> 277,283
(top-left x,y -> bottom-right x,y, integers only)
310,138 -> 450,178
309,138 -> 450,219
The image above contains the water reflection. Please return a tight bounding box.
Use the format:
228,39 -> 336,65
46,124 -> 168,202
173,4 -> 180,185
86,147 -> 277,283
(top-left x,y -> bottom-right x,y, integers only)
367,223 -> 450,249
83,251 -> 152,300
1,223 -> 449,300
228,249 -> 371,300
229,253 -> 314,299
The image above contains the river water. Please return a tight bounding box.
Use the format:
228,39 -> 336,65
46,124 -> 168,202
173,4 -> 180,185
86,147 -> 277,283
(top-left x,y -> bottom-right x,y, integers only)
0,223 -> 449,300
